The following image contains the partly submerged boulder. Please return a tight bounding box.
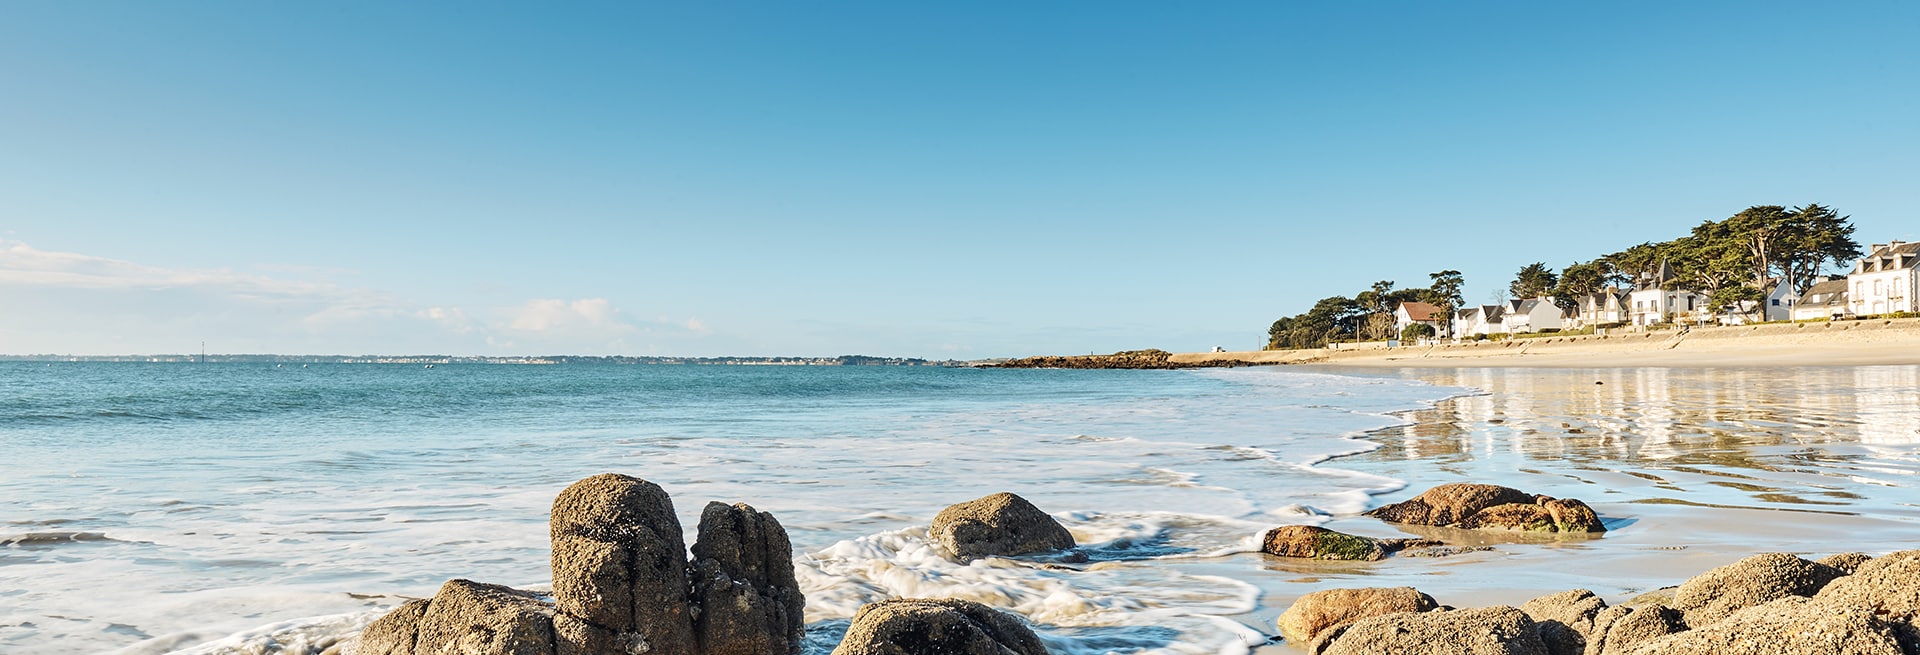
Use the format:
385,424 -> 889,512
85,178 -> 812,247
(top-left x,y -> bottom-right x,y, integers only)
1624,596 -> 1902,655
1263,526 -> 1395,561
1276,586 -> 1438,650
354,579 -> 557,655
929,492 -> 1076,560
689,502 -> 806,655
829,598 -> 1047,655
1365,483 -> 1536,526
549,473 -> 699,655
1518,589 -> 1607,655
1669,552 -> 1844,626
1367,484 -> 1605,533
1319,605 -> 1550,655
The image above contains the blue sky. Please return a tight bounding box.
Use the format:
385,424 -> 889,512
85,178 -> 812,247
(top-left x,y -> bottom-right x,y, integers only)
2,2 -> 1916,357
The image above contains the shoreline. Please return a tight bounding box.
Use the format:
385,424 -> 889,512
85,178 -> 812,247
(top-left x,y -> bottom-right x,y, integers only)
1166,316 -> 1920,369
1234,364 -> 1920,652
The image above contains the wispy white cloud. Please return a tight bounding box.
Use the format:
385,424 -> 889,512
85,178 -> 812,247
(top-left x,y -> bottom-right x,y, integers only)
0,240 -> 711,355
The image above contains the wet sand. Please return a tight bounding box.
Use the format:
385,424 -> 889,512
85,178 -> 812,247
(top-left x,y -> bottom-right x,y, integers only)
1231,365 -> 1920,652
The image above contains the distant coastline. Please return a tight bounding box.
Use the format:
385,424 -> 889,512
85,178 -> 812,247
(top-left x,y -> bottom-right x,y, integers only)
0,354 -> 967,366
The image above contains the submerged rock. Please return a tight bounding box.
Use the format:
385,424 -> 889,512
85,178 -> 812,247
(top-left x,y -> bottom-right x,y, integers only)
549,473 -> 699,655
1260,525 -> 1441,561
829,598 -> 1047,655
1519,589 -> 1607,655
1624,596 -> 1902,655
690,502 -> 806,655
1669,552 -> 1844,626
1319,605 -> 1550,655
354,579 -> 557,655
1275,586 -> 1438,650
1367,484 -> 1605,533
929,492 -> 1076,560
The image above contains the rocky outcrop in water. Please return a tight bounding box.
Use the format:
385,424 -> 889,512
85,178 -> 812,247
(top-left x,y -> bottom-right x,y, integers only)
829,598 -> 1048,655
993,349 -> 1259,370
930,492 -> 1076,561
352,473 -> 804,655
1365,483 -> 1606,533
1259,525 -> 1441,561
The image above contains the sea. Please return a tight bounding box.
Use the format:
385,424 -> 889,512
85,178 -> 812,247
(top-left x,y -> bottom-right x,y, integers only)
6,362 -> 1920,655
0,362 -> 1460,655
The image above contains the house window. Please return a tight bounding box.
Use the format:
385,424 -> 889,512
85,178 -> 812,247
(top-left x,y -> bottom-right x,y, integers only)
1771,299 -> 1779,306
1687,297 -> 1695,311
1874,280 -> 1884,295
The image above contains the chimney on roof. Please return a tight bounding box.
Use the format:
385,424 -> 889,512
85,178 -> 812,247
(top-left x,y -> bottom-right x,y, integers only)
1871,243 -> 1888,253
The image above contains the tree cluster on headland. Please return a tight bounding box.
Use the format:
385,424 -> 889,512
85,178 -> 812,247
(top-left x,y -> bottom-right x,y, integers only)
1267,204 -> 1861,349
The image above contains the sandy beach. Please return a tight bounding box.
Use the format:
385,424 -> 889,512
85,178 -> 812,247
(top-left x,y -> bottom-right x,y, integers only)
1170,317 -> 1920,369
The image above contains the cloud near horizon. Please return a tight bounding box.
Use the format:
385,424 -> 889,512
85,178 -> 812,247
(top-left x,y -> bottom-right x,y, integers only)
0,240 -> 707,355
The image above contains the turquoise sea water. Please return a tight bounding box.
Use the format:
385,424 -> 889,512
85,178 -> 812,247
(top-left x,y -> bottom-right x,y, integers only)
0,363 -> 1462,654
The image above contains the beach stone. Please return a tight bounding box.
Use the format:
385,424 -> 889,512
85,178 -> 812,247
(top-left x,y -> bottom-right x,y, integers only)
1366,484 -> 1605,533
356,579 -> 558,655
1814,549 -> 1920,648
1520,589 -> 1607,655
1816,551 -> 1874,575
1319,605 -> 1550,655
1365,483 -> 1535,526
1276,586 -> 1438,649
549,473 -> 698,655
689,501 -> 805,655
829,598 -> 1047,655
929,492 -> 1075,560
1261,525 -> 1387,561
1623,597 -> 1902,655
1586,605 -> 1684,655
1669,552 -> 1844,626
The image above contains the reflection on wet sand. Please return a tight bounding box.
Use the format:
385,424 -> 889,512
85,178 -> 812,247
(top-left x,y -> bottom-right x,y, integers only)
1337,366 -> 1920,520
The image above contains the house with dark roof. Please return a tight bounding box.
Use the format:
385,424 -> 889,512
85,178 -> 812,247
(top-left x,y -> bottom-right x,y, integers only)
1793,277 -> 1851,321
1847,241 -> 1920,316
1627,260 -> 1704,326
1453,304 -> 1505,337
1570,288 -> 1629,328
1499,298 -> 1566,334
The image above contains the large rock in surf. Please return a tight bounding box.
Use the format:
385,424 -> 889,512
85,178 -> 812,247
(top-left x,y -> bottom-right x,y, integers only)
1275,586 -> 1438,650
1260,525 -> 1439,561
353,579 -> 557,655
829,598 -> 1048,655
689,502 -> 806,655
1814,549 -> 1920,648
1668,552 -> 1844,626
1624,596 -> 1903,655
930,492 -> 1075,560
355,473 -> 807,655
1365,484 -> 1605,533
549,473 -> 700,655
1319,605 -> 1550,655
1518,589 -> 1607,655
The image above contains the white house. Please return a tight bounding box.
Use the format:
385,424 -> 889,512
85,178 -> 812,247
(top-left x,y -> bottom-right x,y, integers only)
1569,288 -> 1629,328
1628,260 -> 1704,326
1793,278 -> 1850,321
1500,298 -> 1567,334
1847,241 -> 1920,316
1394,301 -> 1450,338
1762,279 -> 1799,322
1453,305 -> 1506,337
